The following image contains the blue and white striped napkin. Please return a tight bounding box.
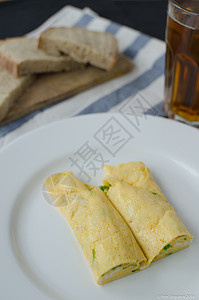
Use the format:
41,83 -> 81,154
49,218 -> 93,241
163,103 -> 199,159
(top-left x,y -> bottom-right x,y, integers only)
0,5 -> 166,149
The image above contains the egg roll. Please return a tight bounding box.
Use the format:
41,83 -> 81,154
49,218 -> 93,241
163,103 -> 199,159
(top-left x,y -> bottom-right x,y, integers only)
103,162 -> 193,265
44,171 -> 147,285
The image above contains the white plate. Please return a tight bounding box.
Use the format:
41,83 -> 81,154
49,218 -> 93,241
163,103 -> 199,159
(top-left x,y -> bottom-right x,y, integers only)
0,113 -> 199,300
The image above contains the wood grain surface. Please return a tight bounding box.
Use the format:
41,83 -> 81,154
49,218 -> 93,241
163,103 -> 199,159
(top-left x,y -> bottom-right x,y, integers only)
0,54 -> 133,125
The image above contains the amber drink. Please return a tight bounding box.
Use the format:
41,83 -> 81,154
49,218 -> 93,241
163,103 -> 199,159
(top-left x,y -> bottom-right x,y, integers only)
164,0 -> 199,126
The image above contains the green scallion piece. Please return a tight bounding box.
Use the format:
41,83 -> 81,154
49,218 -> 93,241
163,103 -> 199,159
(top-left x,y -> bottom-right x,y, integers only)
163,244 -> 171,251
92,249 -> 95,260
99,185 -> 110,192
112,264 -> 122,271
132,269 -> 139,273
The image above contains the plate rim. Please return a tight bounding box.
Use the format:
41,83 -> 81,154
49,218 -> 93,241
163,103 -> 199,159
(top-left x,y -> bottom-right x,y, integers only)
1,113 -> 199,156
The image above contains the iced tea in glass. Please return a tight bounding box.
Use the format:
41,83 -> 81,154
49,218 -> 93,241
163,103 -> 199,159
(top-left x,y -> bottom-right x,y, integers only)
164,0 -> 199,126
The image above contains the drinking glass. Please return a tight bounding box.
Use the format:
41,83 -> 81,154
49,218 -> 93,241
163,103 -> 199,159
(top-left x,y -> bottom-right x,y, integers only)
164,0 -> 199,126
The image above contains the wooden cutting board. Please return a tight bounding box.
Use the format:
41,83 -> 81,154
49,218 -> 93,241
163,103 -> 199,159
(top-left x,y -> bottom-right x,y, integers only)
0,54 -> 133,125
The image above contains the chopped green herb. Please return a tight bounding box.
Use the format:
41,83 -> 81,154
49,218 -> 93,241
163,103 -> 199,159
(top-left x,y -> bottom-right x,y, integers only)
112,264 -> 122,271
184,238 -> 187,241
152,192 -> 158,195
163,244 -> 171,251
166,252 -> 173,256
123,266 -> 128,270
132,269 -> 139,273
152,259 -> 155,263
92,249 -> 95,260
99,185 -> 110,192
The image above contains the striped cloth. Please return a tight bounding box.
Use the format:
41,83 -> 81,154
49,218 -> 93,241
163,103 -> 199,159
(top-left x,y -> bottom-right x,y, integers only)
0,5 -> 166,149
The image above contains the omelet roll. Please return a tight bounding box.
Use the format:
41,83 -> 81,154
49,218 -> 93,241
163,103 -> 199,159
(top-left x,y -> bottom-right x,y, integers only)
44,171 -> 147,285
103,162 -> 193,265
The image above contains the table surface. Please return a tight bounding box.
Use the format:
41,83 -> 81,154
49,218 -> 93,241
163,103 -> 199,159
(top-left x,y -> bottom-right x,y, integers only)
0,0 -> 168,40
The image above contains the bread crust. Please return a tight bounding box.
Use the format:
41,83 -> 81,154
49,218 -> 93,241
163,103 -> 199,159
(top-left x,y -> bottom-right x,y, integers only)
0,36 -> 84,77
38,27 -> 119,71
0,73 -> 35,121
0,53 -> 19,77
0,37 -> 28,77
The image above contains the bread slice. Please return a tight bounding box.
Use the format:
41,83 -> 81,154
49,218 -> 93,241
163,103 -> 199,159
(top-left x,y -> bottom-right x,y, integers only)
0,66 -> 34,121
38,27 -> 118,71
0,38 -> 84,77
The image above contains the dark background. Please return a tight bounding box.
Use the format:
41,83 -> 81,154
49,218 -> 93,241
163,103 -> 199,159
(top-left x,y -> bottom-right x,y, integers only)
0,0 -> 168,40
